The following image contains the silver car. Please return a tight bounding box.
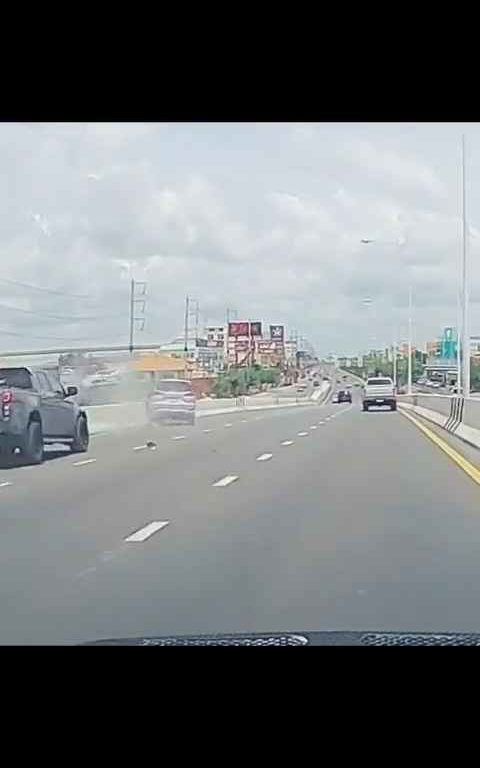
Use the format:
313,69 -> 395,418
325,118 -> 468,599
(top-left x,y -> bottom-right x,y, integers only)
146,379 -> 196,425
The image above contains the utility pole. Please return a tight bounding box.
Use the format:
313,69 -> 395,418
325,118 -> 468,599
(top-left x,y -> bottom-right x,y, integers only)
129,279 -> 147,356
407,285 -> 413,395
129,279 -> 135,356
392,335 -> 397,390
184,294 -> 190,375
461,134 -> 470,397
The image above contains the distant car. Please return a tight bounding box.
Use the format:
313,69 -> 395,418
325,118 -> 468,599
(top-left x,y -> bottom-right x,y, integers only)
337,390 -> 352,404
313,380 -> 320,387
332,393 -> 339,403
431,382 -> 442,389
146,379 -> 196,425
297,384 -> 307,393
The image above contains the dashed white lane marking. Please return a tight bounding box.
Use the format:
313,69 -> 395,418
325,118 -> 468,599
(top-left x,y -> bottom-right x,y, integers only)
72,458 -> 97,467
133,444 -> 148,451
172,435 -> 186,440
281,440 -> 294,446
297,432 -> 309,437
203,428 -> 213,433
310,425 -> 317,430
224,423 -> 233,428
240,419 -> 248,423
0,481 -> 12,488
256,453 -> 273,461
213,474 -> 239,487
125,520 -> 170,543
318,421 -> 325,425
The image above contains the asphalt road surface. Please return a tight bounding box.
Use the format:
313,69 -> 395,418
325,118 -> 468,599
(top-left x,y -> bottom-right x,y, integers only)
3,386 -> 480,644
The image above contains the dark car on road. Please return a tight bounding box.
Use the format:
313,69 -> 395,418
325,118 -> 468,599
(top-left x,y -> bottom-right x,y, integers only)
146,378 -> 196,425
337,389 -> 352,404
0,365 -> 89,465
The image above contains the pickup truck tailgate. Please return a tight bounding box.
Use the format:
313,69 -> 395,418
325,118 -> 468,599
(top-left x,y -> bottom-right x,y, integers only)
364,386 -> 395,399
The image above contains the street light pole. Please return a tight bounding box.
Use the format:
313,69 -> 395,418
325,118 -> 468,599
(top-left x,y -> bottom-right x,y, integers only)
392,332 -> 397,390
184,294 -> 189,376
407,285 -> 413,395
129,278 -> 135,356
461,134 -> 470,397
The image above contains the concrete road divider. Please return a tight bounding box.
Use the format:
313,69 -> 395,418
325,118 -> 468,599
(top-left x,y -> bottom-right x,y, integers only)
85,384 -> 332,436
399,393 -> 480,450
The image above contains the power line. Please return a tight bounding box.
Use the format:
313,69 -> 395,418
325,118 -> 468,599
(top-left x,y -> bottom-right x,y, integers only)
0,276 -> 92,299
0,302 -> 122,322
0,328 -> 93,342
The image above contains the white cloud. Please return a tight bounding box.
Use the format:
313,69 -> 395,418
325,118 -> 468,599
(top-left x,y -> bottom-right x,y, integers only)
0,122 -> 477,355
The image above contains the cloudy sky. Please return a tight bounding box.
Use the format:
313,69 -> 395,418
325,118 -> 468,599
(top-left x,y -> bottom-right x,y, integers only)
1,121 -> 479,357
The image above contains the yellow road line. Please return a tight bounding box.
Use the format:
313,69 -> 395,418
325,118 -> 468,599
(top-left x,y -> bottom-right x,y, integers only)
400,409 -> 480,487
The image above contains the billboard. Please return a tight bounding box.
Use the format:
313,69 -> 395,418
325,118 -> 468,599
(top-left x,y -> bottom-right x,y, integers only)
441,327 -> 457,359
228,321 -> 262,337
206,326 -> 225,348
228,321 -> 249,337
258,341 -> 275,353
270,324 -> 284,341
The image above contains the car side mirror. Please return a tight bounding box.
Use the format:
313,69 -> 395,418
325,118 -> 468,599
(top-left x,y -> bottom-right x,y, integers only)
66,385 -> 78,397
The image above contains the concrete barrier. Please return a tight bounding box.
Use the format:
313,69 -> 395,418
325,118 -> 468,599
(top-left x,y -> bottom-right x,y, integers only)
398,393 -> 480,450
85,388 -> 329,436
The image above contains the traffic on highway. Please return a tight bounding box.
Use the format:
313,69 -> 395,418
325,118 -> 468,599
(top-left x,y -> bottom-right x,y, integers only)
3,122 -> 480,646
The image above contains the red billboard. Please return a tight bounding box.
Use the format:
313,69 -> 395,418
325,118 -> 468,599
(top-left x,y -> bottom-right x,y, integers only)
228,321 -> 262,337
228,321 -> 249,337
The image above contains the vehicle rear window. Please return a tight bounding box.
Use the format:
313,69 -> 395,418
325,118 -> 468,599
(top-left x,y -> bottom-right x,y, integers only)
156,380 -> 193,393
0,368 -> 32,389
366,378 -> 392,386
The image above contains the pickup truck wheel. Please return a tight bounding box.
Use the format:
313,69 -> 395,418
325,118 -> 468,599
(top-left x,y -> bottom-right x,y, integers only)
71,416 -> 89,453
24,421 -> 44,465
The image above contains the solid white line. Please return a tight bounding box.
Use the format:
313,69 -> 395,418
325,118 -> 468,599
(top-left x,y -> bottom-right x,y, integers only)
172,435 -> 186,440
256,453 -> 273,461
213,474 -> 239,487
281,440 -> 294,446
224,423 -> 233,428
72,458 -> 97,467
297,431 -> 309,437
0,481 -> 12,488
125,520 -> 170,543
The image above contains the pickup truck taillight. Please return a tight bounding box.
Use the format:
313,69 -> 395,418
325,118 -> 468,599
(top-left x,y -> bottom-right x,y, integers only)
1,389 -> 14,419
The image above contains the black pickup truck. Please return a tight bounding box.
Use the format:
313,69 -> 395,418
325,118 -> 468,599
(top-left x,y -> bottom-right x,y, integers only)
0,365 -> 89,465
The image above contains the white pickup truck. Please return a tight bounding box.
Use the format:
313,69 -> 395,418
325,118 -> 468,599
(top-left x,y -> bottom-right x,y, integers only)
362,376 -> 396,412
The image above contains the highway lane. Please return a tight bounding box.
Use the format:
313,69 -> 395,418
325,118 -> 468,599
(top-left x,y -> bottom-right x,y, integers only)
3,390 -> 480,643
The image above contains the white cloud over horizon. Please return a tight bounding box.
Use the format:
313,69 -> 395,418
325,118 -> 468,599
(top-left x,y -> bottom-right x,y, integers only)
0,121 -> 479,356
